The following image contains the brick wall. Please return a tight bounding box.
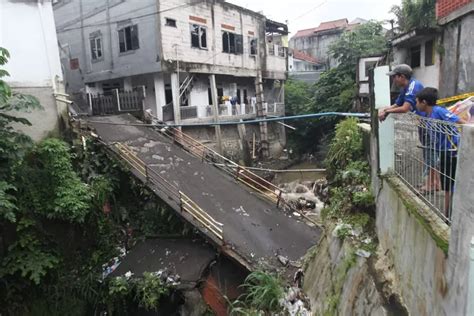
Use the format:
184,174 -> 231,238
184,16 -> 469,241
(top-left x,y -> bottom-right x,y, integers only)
436,0 -> 472,18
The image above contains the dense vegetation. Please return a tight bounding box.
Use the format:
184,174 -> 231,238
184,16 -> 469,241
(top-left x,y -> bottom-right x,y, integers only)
229,271 -> 286,315
0,48 -> 188,314
285,21 -> 388,154
390,0 -> 437,32
322,117 -> 374,222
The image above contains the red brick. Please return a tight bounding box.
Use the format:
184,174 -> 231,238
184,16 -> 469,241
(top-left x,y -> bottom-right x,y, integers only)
436,0 -> 472,18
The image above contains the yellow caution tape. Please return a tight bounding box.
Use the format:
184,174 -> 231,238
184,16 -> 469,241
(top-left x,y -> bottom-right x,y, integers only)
437,92 -> 474,105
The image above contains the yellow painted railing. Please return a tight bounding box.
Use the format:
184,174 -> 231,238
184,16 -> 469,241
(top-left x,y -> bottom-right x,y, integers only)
113,142 -> 224,243
159,127 -> 285,207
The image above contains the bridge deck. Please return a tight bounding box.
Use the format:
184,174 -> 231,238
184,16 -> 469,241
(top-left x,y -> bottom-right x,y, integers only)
86,114 -> 321,270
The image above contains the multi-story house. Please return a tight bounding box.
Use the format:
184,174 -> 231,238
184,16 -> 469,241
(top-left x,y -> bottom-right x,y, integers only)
54,0 -> 289,159
288,48 -> 324,83
1,0 -> 66,141
289,18 -> 365,69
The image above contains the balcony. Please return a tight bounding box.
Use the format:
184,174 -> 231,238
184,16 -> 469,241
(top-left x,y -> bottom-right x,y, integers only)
164,102 -> 285,123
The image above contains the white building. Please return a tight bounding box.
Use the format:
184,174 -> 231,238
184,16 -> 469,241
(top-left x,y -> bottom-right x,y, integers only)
54,0 -> 288,119
0,0 -> 67,141
288,48 -> 324,84
391,28 -> 441,90
54,0 -> 289,158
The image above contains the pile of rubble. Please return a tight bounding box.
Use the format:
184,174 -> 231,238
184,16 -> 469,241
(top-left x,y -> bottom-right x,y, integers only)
279,179 -> 328,219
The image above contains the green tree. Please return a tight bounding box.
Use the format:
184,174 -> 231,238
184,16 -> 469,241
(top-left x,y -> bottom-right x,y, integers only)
390,0 -> 437,32
285,22 -> 387,154
329,21 -> 388,75
0,47 -> 41,222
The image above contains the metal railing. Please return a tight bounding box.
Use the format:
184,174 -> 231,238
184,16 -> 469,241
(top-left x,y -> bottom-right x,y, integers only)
393,112 -> 462,224
114,142 -> 224,243
89,87 -> 145,115
162,102 -> 284,122
180,106 -> 198,120
158,126 -> 291,209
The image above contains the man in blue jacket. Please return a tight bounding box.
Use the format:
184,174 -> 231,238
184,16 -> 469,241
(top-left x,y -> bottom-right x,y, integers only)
378,64 -> 424,122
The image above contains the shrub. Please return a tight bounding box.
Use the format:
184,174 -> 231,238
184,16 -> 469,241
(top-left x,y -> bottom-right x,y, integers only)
239,271 -> 284,313
325,118 -> 363,179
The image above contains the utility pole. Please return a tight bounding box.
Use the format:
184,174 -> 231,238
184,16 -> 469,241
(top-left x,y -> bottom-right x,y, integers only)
209,74 -> 223,154
255,70 -> 269,159
106,0 -> 114,70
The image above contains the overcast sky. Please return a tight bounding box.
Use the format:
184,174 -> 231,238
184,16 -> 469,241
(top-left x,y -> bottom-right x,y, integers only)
228,0 -> 401,35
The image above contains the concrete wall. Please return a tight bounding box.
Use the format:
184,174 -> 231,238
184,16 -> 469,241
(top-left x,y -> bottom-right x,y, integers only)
443,124 -> 474,316
304,231 -> 386,316
160,1 -> 258,74
375,129 -> 474,316
55,0 -> 161,86
1,0 -> 65,141
373,61 -> 474,314
290,59 -> 318,72
392,36 -> 441,89
54,0 -> 287,94
183,121 -> 285,161
439,12 -> 474,98
376,176 -> 450,316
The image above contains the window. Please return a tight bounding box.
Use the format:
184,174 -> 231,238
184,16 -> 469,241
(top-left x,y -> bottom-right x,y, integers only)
90,35 -> 103,61
364,61 -> 378,79
249,37 -> 258,55
190,24 -> 207,49
425,40 -> 434,66
165,18 -> 177,27
165,85 -> 173,105
268,44 -> 275,56
69,58 -> 79,70
118,24 -> 139,53
278,46 -> 286,58
222,31 -> 243,54
410,45 -> 421,68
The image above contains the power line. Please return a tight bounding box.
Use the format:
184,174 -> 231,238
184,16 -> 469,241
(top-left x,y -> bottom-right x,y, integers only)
289,0 -> 328,22
57,1 -> 204,33
82,112 -> 370,128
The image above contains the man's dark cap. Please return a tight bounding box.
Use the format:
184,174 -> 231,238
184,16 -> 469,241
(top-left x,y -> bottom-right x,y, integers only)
387,64 -> 413,78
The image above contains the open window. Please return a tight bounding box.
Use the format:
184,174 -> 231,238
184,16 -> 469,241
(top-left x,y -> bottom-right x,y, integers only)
249,37 -> 258,55
118,24 -> 139,53
425,40 -> 434,66
190,24 -> 207,49
165,18 -> 177,27
410,45 -> 421,68
223,31 -> 243,54
90,32 -> 103,61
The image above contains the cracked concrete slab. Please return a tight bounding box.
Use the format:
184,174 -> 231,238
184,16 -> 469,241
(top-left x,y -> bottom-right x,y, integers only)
86,114 -> 322,271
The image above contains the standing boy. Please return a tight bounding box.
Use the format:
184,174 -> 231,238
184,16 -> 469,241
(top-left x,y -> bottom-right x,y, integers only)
415,87 -> 466,219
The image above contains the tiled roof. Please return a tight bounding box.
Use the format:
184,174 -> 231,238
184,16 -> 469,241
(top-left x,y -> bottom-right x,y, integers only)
292,49 -> 321,64
293,18 -> 349,38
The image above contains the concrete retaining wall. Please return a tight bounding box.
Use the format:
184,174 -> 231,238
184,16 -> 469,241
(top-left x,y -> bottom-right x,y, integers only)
303,231 -> 386,316
11,86 -> 64,142
373,124 -> 474,315
183,121 -> 285,161
376,176 -> 450,316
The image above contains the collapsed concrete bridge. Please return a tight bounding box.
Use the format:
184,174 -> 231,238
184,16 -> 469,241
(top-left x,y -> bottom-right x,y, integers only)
81,114 -> 321,275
